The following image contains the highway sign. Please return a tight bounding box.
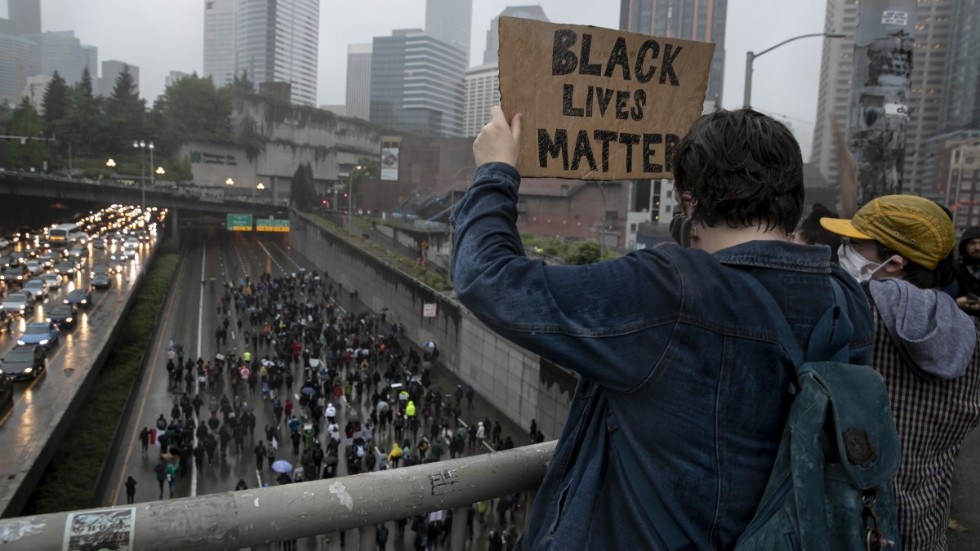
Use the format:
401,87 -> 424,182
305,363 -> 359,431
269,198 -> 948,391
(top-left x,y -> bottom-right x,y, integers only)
256,218 -> 290,233
227,213 -> 253,231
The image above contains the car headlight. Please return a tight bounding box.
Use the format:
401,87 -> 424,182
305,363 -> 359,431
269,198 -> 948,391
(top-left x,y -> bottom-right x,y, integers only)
65,317 -> 73,323
45,318 -> 51,323
17,339 -> 25,345
24,368 -> 32,374
39,339 -> 48,346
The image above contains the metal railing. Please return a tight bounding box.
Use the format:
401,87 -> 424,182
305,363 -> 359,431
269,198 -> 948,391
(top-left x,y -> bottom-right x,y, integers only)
0,442 -> 555,550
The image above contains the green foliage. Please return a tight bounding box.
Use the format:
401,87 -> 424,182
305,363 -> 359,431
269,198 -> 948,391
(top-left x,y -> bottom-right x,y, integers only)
231,70 -> 255,94
69,68 -> 103,159
565,241 -> 601,265
520,233 -> 615,264
101,65 -> 145,155
291,162 -> 316,210
41,72 -> 72,159
150,74 -> 233,156
238,115 -> 265,161
22,248 -> 179,515
1,98 -> 47,170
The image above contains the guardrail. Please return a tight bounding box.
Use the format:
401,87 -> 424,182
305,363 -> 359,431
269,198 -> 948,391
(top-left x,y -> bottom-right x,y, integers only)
0,441 -> 555,550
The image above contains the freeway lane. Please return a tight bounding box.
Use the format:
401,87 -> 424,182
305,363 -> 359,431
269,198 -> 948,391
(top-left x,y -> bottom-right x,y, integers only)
0,235 -> 156,516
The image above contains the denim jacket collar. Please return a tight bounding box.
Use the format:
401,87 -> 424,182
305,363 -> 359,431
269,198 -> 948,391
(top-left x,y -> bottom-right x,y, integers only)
714,240 -> 832,274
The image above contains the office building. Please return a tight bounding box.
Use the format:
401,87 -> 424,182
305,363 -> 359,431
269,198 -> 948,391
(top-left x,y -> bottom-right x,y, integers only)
0,32 -> 37,105
811,0 -> 858,192
464,62 -> 499,137
204,0 -> 319,106
370,29 -> 467,137
28,31 -> 97,86
619,0 -> 728,104
425,0 -> 472,59
99,60 -> 138,97
21,73 -> 50,111
203,0 -> 239,89
483,5 -> 549,65
8,0 -> 40,36
940,0 -> 980,131
345,43 -> 371,120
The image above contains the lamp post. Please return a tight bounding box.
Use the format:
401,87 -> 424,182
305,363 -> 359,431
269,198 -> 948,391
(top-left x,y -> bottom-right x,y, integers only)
133,140 -> 154,210
255,181 -> 265,202
105,158 -> 116,180
347,165 -> 363,234
743,32 -> 845,109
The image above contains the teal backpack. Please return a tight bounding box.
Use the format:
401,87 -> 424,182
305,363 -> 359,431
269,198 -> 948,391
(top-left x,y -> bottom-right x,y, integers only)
613,275 -> 901,550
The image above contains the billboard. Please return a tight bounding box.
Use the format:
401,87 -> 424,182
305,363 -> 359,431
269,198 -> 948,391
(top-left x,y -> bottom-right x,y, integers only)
381,136 -> 401,181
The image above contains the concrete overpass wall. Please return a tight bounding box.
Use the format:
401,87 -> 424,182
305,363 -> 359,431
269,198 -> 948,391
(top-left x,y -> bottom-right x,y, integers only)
289,215 -> 575,441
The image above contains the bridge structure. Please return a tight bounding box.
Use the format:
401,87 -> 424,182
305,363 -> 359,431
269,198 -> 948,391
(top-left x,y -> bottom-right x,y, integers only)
0,171 -> 288,234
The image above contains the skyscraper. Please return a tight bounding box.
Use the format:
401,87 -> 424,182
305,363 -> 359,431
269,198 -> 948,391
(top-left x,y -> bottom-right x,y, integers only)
28,31 -> 97,85
203,0 -> 239,89
425,0 -> 472,60
370,29 -> 467,137
941,0 -> 980,131
811,0 -> 858,191
203,0 -> 319,106
619,0 -> 728,104
483,5 -> 549,65
464,63 -> 499,137
814,0 -> 962,198
0,33 -> 37,105
346,43 -> 371,121
7,0 -> 41,36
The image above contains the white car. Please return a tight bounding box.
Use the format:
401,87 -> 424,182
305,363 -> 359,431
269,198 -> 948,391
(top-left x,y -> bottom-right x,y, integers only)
22,279 -> 47,301
0,237 -> 10,249
1,292 -> 34,315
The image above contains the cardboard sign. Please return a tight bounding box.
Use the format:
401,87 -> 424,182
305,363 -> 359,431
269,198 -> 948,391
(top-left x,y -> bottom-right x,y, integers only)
498,17 -> 714,180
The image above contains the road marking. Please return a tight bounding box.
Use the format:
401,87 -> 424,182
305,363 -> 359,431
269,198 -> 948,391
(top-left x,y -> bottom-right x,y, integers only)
191,244 -> 207,498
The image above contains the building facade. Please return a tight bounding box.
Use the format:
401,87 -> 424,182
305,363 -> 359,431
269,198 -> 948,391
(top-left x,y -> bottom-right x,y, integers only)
463,63 -> 498,137
937,137 -> 980,232
0,32 -> 37,106
619,0 -> 728,104
425,0 -> 472,59
345,43 -> 371,121
7,0 -> 40,36
369,30 -> 467,138
483,5 -> 549,65
28,31 -> 97,85
204,0 -> 319,106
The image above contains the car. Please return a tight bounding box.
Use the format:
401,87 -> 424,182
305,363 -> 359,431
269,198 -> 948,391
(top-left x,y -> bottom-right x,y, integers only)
123,237 -> 139,250
55,260 -> 78,276
1,292 -> 34,315
39,273 -> 62,290
108,258 -> 125,273
91,273 -> 112,290
24,260 -> 42,275
0,255 -> 13,269
0,310 -> 12,333
0,264 -> 29,284
68,246 -> 86,259
45,304 -> 77,329
64,288 -> 93,308
0,237 -> 9,249
22,279 -> 47,301
91,238 -> 106,249
123,248 -> 137,259
38,252 -> 58,268
90,263 -> 110,277
17,321 -> 59,349
0,344 -> 46,382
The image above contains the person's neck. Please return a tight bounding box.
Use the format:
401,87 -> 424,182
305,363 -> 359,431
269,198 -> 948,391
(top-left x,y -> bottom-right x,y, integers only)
691,223 -> 790,253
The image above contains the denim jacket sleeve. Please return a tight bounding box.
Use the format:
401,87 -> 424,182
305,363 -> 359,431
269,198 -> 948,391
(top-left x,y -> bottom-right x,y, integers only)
451,163 -> 684,393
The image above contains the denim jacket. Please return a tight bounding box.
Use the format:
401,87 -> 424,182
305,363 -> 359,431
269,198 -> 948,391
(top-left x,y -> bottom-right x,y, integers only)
451,164 -> 875,550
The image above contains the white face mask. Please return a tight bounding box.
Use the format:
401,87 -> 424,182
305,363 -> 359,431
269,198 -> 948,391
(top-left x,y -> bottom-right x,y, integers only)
837,244 -> 897,282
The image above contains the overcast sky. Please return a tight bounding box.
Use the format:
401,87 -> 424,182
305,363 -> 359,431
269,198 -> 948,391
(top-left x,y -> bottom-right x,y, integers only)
24,0 -> 829,157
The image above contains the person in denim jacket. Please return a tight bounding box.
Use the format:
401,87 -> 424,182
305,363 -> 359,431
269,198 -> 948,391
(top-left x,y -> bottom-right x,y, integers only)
451,107 -> 875,550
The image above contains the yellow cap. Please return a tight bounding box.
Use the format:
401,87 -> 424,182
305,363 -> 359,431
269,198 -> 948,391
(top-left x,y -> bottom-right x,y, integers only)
820,195 -> 954,270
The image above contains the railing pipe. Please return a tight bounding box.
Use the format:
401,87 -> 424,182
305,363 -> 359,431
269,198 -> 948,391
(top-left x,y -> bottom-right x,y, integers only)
0,442 -> 555,550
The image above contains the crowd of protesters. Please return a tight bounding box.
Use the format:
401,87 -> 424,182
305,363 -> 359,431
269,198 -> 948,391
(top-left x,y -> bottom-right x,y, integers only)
137,268 -> 529,549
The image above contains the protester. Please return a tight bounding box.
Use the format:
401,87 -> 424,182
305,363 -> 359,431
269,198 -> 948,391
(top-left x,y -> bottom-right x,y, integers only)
822,195 -> 980,549
955,226 -> 980,315
125,476 -> 137,505
451,107 -> 875,548
792,203 -> 843,263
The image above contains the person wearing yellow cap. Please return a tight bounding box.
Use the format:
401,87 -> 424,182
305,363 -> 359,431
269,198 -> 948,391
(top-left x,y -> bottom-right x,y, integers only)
822,195 -> 980,550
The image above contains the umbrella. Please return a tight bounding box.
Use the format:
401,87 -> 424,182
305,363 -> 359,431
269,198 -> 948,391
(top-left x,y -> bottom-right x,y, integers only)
271,460 -> 293,474
422,340 -> 436,351
301,386 -> 316,396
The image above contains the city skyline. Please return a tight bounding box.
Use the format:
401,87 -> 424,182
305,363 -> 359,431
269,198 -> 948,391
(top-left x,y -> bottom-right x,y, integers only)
23,0 -> 826,155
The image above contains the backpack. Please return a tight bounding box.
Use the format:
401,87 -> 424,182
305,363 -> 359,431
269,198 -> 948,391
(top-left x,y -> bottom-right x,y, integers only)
612,275 -> 901,550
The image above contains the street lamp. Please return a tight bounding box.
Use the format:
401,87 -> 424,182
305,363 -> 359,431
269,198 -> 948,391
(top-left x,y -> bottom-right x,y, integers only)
348,165 -> 364,234
743,32 -> 845,109
105,158 -> 116,180
133,140 -> 154,210
255,181 -> 265,202
156,166 -> 165,176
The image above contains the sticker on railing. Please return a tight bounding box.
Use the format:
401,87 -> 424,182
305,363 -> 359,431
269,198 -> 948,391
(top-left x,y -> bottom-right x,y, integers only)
329,481 -> 353,511
430,469 -> 458,496
63,508 -> 135,551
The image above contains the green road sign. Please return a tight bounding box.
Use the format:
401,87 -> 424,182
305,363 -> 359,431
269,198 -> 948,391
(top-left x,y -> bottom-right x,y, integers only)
256,218 -> 290,233
227,213 -> 253,231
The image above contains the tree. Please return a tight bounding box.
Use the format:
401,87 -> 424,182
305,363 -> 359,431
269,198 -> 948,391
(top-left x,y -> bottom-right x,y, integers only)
230,70 -> 254,94
351,156 -> 380,211
2,98 -> 47,170
566,241 -> 601,265
151,74 -> 232,156
291,163 -> 316,210
69,67 -> 103,156
41,71 -> 72,159
101,65 -> 145,154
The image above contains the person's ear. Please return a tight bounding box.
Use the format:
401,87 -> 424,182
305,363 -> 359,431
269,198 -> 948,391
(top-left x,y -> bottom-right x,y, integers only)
882,255 -> 906,276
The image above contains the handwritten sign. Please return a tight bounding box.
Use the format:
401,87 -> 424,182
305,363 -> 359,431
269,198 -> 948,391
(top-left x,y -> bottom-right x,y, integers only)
498,17 -> 714,180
